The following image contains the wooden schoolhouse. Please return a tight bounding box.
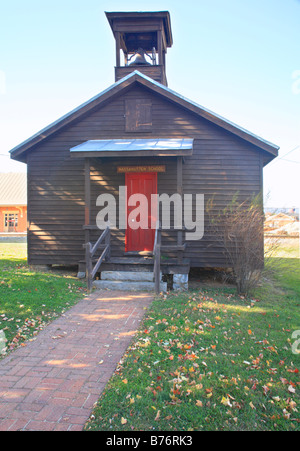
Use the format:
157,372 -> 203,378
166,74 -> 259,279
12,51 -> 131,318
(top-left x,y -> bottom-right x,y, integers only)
10,11 -> 279,292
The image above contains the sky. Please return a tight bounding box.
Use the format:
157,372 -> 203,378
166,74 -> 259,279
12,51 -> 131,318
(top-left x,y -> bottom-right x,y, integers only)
0,0 -> 299,208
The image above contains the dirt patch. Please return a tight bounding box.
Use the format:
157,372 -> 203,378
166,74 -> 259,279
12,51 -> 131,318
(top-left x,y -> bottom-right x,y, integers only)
188,267 -> 235,289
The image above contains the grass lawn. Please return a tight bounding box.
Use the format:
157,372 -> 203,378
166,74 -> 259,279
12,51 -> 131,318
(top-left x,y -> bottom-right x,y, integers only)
266,237 -> 299,259
85,245 -> 300,431
0,241 -> 298,431
0,243 -> 86,356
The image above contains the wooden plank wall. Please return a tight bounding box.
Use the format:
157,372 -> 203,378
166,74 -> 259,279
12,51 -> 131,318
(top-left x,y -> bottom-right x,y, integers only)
27,84 -> 263,267
115,66 -> 167,85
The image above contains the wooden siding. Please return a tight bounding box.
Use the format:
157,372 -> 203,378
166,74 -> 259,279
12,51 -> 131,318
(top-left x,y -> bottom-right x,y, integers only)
27,83 -> 263,267
116,65 -> 167,85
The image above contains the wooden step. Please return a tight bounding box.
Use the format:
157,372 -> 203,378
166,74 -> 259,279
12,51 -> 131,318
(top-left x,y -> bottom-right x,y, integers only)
108,257 -> 190,266
79,257 -> 190,275
100,258 -> 190,274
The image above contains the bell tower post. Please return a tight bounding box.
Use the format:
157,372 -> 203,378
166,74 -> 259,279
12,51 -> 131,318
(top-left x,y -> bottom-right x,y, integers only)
105,11 -> 173,86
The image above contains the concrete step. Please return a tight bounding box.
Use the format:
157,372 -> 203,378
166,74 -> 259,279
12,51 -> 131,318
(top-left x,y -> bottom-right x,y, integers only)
101,271 -> 155,282
93,280 -> 167,292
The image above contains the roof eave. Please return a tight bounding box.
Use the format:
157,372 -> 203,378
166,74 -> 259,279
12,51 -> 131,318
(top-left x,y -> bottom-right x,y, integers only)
0,204 -> 27,207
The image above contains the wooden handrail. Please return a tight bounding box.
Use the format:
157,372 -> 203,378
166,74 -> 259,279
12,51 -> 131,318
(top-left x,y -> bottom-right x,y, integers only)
153,221 -> 161,295
91,227 -> 110,257
85,227 -> 111,292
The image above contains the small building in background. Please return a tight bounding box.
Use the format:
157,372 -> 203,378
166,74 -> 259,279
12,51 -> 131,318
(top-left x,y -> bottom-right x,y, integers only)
0,173 -> 27,234
264,212 -> 297,231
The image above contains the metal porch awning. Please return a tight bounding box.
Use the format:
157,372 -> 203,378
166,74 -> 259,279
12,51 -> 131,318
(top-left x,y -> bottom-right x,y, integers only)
70,138 -> 194,157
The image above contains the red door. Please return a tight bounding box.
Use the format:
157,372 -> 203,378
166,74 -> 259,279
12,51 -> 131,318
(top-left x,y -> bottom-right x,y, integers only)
125,172 -> 157,252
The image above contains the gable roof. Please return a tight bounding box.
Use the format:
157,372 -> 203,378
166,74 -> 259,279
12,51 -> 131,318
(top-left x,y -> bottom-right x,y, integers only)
10,71 -> 279,162
0,173 -> 27,206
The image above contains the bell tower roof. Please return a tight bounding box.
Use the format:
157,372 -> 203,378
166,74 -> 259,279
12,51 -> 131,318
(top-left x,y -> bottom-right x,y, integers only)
105,11 -> 173,48
105,11 -> 173,86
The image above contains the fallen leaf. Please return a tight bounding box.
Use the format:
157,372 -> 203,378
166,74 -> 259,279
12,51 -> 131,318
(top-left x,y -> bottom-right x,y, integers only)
221,396 -> 232,407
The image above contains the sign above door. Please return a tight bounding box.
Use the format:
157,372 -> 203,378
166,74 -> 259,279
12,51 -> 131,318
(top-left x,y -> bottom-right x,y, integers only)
117,165 -> 166,173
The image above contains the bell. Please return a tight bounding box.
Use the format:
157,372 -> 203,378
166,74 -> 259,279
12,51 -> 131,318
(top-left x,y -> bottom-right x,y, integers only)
129,48 -> 151,66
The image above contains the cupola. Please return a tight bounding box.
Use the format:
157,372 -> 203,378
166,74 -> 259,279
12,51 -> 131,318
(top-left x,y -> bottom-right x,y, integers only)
105,11 -> 173,86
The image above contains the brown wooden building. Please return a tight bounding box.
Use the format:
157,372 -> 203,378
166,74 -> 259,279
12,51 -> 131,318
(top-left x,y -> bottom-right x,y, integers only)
10,11 -> 279,291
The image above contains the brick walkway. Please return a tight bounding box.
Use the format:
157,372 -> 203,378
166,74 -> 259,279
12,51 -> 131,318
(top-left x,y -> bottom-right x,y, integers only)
0,291 -> 153,431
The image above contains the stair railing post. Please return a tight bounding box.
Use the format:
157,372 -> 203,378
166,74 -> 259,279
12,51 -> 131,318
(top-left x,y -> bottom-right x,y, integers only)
85,242 -> 93,293
105,227 -> 111,261
154,221 -> 161,295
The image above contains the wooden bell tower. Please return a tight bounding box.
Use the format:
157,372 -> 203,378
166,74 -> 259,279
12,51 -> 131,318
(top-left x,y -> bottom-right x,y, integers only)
105,11 -> 173,86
